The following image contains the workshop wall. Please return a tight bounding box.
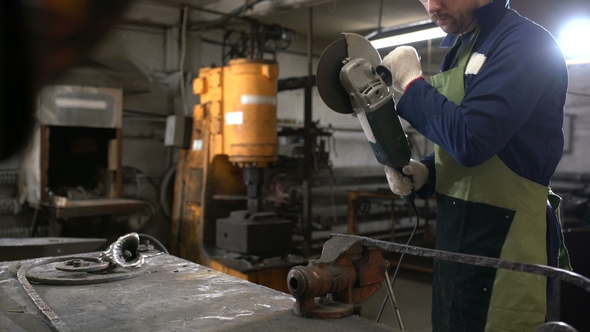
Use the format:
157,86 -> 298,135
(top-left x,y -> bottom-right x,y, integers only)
92,27 -> 171,175
555,64 -> 590,175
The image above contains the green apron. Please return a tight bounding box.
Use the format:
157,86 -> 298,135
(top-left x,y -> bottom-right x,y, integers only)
430,29 -> 556,332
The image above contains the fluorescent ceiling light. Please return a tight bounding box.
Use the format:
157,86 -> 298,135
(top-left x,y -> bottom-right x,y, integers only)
559,19 -> 590,62
370,27 -> 447,50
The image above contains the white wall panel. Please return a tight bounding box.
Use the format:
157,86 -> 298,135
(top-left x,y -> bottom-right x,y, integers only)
556,64 -> 590,174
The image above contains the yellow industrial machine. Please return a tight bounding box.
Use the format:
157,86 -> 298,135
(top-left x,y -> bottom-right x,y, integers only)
171,59 -> 294,291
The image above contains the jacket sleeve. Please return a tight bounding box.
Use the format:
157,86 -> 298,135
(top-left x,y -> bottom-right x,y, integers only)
396,24 -> 567,168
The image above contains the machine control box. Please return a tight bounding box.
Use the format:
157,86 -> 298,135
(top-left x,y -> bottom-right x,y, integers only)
216,210 -> 292,254
165,115 -> 193,148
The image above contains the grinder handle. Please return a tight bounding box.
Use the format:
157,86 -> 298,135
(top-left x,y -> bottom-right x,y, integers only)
399,173 -> 416,204
362,101 -> 416,206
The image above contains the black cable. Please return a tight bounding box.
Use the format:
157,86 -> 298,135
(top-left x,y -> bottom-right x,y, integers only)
122,109 -> 167,118
121,166 -> 159,192
326,164 -> 338,226
29,208 -> 39,237
377,0 -> 384,34
202,37 -> 323,58
188,0 -> 266,30
138,233 -> 169,255
131,200 -> 161,233
179,6 -> 190,116
158,164 -> 177,220
376,200 -> 420,323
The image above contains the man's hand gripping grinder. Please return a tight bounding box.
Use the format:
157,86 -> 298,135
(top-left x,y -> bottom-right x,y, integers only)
316,33 -> 417,210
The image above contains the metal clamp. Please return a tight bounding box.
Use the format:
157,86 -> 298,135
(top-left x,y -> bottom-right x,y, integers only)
287,236 -> 386,319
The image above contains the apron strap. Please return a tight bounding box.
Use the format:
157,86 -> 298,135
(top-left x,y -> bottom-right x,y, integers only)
547,188 -> 572,271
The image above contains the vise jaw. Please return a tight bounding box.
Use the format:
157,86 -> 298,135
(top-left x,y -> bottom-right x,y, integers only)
287,236 -> 387,319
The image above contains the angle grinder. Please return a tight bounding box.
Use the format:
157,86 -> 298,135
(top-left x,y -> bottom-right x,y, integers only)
316,33 -> 416,205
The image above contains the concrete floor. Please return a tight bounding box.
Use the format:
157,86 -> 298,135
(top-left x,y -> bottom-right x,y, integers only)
360,270 -> 433,332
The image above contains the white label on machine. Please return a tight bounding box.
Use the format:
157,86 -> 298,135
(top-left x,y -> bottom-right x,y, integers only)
356,111 -> 377,143
164,116 -> 176,146
55,98 -> 108,110
241,95 -> 277,106
192,139 -> 203,151
225,112 -> 243,125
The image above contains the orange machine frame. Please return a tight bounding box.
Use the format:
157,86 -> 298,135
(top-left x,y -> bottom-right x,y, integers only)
171,59 -> 280,265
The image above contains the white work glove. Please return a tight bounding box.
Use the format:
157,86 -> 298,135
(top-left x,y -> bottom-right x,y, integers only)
381,46 -> 423,93
384,160 -> 428,196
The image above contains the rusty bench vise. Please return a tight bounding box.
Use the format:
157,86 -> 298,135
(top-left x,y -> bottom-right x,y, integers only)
286,236 -> 387,319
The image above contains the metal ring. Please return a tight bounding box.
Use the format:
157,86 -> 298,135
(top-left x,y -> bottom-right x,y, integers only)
55,258 -> 110,272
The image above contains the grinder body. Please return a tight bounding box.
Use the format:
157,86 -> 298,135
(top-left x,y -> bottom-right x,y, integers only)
339,58 -> 412,171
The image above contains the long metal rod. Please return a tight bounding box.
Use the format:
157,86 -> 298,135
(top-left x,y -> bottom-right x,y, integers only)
17,257 -> 75,332
331,234 -> 590,293
383,269 -> 406,332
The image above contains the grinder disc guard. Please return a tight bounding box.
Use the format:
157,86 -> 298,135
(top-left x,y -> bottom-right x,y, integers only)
316,38 -> 352,114
316,33 -> 382,114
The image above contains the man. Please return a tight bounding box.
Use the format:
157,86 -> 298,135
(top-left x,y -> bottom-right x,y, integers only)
381,0 -> 570,331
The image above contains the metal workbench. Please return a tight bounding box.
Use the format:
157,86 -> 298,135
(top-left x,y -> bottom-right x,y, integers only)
0,252 -> 397,331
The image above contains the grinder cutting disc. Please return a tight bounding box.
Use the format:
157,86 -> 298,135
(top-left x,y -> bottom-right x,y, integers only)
316,33 -> 382,114
316,38 -> 352,114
